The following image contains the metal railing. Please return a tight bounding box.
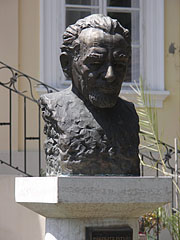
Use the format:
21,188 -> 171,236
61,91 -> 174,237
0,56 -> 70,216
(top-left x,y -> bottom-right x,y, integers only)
0,61 -> 179,238
140,139 -> 180,207
0,61 -> 179,174
140,138 -> 180,239
0,61 -> 58,176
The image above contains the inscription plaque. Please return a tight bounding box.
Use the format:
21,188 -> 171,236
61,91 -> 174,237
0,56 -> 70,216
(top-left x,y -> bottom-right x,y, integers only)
86,226 -> 133,240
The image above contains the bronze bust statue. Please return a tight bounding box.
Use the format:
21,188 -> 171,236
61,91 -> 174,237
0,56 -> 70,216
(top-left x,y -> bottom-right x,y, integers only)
39,14 -> 140,176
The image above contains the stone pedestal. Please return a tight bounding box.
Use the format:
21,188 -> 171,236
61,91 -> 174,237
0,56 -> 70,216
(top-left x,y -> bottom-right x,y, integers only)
15,177 -> 172,240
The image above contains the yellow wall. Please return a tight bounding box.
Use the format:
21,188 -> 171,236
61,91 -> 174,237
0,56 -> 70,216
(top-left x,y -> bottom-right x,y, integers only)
18,0 -> 40,150
0,0 -> 19,151
158,0 -> 180,146
0,0 -> 41,151
0,0 -> 18,67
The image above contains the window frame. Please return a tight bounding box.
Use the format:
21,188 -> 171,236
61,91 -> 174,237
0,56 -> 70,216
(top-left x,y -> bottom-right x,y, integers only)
40,0 -> 169,107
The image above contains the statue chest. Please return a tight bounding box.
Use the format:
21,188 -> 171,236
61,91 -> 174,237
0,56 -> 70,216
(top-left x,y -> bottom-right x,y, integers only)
54,105 -> 138,162
41,94 -> 140,176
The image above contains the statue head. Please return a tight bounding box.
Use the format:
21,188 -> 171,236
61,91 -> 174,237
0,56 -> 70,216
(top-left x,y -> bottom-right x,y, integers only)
60,14 -> 130,108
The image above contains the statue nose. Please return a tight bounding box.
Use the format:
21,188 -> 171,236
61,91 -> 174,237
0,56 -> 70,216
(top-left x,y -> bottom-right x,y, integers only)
104,65 -> 115,82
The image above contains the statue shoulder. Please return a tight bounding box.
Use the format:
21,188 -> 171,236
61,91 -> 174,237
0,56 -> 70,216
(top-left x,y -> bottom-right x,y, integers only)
118,98 -> 139,123
38,87 -> 73,122
118,97 -> 135,109
118,98 -> 140,144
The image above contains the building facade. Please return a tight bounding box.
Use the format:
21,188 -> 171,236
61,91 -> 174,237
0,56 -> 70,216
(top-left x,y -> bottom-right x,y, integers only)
0,0 -> 179,239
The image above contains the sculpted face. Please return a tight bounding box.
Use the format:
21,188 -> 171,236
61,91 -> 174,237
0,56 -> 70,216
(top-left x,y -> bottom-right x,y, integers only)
72,28 -> 129,108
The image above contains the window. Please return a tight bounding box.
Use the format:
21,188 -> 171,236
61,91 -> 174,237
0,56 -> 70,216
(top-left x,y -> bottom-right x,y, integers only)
40,0 -> 169,107
64,0 -> 140,84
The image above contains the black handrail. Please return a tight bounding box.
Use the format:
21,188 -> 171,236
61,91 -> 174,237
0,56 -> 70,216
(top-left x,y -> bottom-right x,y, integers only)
0,61 -> 58,176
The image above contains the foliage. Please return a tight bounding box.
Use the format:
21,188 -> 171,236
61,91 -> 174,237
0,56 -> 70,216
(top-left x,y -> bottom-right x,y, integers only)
131,78 -> 180,239
141,207 -> 180,240
139,208 -> 166,239
161,208 -> 180,240
130,77 -> 166,173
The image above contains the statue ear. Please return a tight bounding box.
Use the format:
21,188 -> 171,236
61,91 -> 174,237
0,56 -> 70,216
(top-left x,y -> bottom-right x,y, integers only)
60,53 -> 69,71
60,53 -> 72,78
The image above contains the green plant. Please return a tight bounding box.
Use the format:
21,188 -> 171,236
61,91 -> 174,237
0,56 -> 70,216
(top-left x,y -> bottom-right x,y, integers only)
131,78 -> 180,239
161,208 -> 180,240
143,210 -> 164,236
130,77 -> 166,173
143,207 -> 180,240
139,208 -> 167,239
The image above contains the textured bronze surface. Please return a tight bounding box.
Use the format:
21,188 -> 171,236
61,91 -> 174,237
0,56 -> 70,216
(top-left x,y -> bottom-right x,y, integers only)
39,14 -> 140,176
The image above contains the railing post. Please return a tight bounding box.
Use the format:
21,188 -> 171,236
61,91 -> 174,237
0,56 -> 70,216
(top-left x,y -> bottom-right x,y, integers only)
24,96 -> 27,173
155,163 -> 159,240
174,138 -> 179,240
171,168 -> 174,214
174,138 -> 179,210
141,155 -> 144,176
9,89 -> 12,166
38,105 -> 41,176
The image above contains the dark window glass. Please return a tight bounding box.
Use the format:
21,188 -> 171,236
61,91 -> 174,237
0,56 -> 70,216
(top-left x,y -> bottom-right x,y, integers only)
66,0 -> 98,5
107,0 -> 139,8
107,0 -> 131,8
66,10 -> 92,27
108,12 -> 131,41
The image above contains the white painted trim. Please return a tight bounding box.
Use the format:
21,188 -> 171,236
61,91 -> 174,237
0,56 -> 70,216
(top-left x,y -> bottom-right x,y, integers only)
40,0 -> 44,84
40,0 -> 59,88
120,90 -> 169,108
57,0 -> 66,87
139,0 -> 143,85
37,86 -> 169,109
141,0 -> 164,90
99,0 -> 104,14
66,4 -> 99,9
106,7 -> 139,13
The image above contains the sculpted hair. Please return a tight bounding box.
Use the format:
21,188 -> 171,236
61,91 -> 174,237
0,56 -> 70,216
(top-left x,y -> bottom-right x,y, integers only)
61,14 -> 130,53
60,14 -> 130,79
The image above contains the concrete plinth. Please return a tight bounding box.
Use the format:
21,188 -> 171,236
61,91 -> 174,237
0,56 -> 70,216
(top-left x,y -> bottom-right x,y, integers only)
15,176 -> 172,240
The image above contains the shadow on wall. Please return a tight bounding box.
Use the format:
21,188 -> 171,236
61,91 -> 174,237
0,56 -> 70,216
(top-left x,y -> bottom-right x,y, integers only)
0,175 -> 45,240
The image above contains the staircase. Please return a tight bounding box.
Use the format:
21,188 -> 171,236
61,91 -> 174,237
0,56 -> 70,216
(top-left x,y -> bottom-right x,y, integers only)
0,61 -> 58,176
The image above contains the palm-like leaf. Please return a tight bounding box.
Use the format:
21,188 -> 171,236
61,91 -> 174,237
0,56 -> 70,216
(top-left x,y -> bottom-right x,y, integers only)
130,77 -> 166,172
132,78 -> 180,239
